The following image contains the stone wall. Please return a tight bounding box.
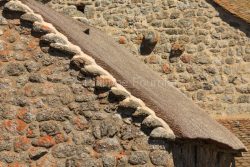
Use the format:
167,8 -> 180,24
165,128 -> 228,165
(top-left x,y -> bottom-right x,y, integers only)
0,1 -> 240,166
219,118 -> 250,167
40,0 -> 250,116
0,7 -> 174,166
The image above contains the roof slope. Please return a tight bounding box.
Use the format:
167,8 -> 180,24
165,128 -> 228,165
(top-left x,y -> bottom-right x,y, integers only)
214,0 -> 250,24
20,0 -> 246,151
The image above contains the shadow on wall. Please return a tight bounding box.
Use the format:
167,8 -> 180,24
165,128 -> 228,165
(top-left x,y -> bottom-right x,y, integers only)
206,0 -> 250,38
172,143 -> 236,167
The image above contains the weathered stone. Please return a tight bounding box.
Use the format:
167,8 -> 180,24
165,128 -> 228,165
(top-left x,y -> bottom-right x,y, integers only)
128,151 -> 148,165
121,125 -> 139,140
142,115 -> 163,128
32,22 -> 56,34
140,30 -> 159,55
52,143 -> 76,158
95,75 -> 116,88
36,110 -> 52,122
25,61 -> 40,72
170,11 -> 180,19
94,137 -> 121,153
150,150 -> 170,166
41,33 -> 68,45
71,54 -> 95,69
150,127 -> 175,140
20,13 -> 43,23
102,155 -> 116,167
50,43 -> 80,56
72,131 -> 95,145
0,16 -> 7,25
5,63 -> 26,76
29,147 -> 48,160
100,119 -> 119,137
32,135 -> 56,148
39,121 -> 61,136
170,43 -> 185,61
29,73 -> 45,83
4,1 -> 31,13
0,134 -> 12,152
85,6 -> 95,19
119,97 -> 145,109
237,95 -> 250,103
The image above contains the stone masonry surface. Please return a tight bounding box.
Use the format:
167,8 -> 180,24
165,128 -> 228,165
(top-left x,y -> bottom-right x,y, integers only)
38,0 -> 250,116
0,1 -> 177,166
0,0 -> 246,166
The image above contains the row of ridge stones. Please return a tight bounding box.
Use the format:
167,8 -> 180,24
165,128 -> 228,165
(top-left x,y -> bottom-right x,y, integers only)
4,0 -> 175,140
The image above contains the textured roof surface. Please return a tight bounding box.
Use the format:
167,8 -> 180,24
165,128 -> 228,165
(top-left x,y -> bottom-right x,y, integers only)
20,0 -> 247,151
214,0 -> 250,24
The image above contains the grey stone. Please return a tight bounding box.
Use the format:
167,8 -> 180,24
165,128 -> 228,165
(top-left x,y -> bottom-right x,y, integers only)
52,143 -> 77,158
50,43 -> 80,56
178,18 -> 192,28
52,108 -> 70,121
0,134 -> 12,152
0,16 -> 8,25
142,115 -> 163,128
121,125 -> 138,140
29,148 -> 48,160
75,158 -> 102,167
5,63 -> 26,76
85,6 -> 95,19
73,131 -> 95,145
128,151 -> 148,165
41,33 -> 68,45
150,150 -> 169,166
203,83 -> 213,90
4,1 -> 30,13
47,73 -> 63,83
102,155 -> 116,167
13,42 -> 26,51
8,35 -> 16,43
100,119 -> 119,137
237,95 -> 250,103
25,61 -> 41,72
39,121 -> 61,136
170,11 -> 180,19
20,13 -> 42,23
36,110 -> 52,122
94,137 -> 121,153
117,156 -> 128,167
150,127 -> 175,140
236,85 -> 250,94
29,73 -> 45,83
243,55 -> 250,62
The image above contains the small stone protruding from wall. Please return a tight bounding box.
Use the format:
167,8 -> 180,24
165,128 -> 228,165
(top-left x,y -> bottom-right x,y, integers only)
140,30 -> 159,55
169,42 -> 185,63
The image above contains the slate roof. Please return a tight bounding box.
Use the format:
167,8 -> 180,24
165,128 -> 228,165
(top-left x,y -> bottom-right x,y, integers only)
214,0 -> 250,24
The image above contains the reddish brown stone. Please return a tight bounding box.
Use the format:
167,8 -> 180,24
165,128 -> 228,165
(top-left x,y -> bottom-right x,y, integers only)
71,116 -> 89,131
3,119 -> 27,134
32,135 -> 56,148
14,136 -> 31,152
161,63 -> 172,74
95,76 -> 115,88
180,54 -> 192,63
54,133 -> 68,144
119,36 -> 127,44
